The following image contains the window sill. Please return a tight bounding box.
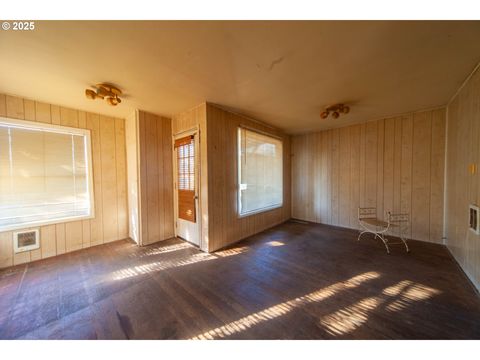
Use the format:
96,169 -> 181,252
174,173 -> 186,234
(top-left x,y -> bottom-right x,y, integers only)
0,213 -> 95,233
238,204 -> 283,219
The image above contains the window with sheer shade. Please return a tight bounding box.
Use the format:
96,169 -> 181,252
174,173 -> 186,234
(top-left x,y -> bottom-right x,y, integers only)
238,127 -> 283,216
0,118 -> 93,231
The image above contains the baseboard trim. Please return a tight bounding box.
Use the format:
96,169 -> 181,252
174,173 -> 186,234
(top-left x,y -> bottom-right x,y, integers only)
444,245 -> 480,295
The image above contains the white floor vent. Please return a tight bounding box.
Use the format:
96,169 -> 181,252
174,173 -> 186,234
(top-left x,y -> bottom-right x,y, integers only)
13,229 -> 40,253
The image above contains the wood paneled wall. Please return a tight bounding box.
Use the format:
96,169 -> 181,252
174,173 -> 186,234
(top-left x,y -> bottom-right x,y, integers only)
172,103 -> 209,252
445,66 -> 480,291
138,110 -> 174,245
172,103 -> 291,252
206,104 -> 291,252
125,110 -> 141,243
0,93 -> 128,269
172,103 -> 207,136
292,108 -> 446,244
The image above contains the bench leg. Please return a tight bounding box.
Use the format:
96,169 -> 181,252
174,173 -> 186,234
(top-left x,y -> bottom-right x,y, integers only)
357,230 -> 369,242
375,233 -> 390,254
400,237 -> 410,253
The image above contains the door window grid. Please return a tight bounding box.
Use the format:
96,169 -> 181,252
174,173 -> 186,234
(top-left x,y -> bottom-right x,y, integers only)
177,141 -> 194,191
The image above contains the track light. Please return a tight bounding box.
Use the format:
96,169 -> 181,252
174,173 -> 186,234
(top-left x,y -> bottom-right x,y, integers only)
320,103 -> 350,120
85,89 -> 98,100
85,83 -> 123,106
107,96 -> 121,106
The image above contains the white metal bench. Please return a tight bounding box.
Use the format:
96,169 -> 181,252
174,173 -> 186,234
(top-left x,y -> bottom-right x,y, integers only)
357,207 -> 410,254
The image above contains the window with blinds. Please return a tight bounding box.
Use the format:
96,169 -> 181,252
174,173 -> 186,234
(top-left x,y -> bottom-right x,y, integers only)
0,118 -> 94,231
238,127 -> 283,216
177,139 -> 195,191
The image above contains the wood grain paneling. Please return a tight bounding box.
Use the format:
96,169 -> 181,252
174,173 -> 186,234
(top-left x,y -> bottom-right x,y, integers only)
100,116 -> 119,243
172,104 -> 203,135
0,231 -> 13,269
86,112 -> 104,247
115,118 -> 128,240
40,225 -> 56,259
125,111 -> 141,244
172,103 -> 209,251
445,66 -> 480,291
205,104 -> 291,252
65,221 -> 83,253
0,93 -> 128,269
292,108 -> 446,244
161,115 -> 174,241
137,111 -> 174,246
172,103 -> 290,252
411,111 -> 431,242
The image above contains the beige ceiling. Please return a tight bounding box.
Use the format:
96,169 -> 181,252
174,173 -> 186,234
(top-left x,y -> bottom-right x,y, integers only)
1,21 -> 479,133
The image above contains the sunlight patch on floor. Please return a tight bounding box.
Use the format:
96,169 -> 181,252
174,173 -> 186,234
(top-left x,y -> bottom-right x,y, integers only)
267,241 -> 285,247
320,280 -> 441,336
320,296 -> 381,336
385,283 -> 440,312
382,280 -> 412,296
190,273 -> 442,339
113,243 -> 250,280
133,242 -> 194,258
112,252 -> 216,280
214,246 -> 249,257
189,271 -> 380,339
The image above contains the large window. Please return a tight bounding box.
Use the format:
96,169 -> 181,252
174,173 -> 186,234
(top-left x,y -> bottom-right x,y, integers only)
238,127 -> 283,216
0,117 -> 94,231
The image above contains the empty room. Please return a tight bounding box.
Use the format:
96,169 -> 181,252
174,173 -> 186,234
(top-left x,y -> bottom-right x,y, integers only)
1,11 -> 480,348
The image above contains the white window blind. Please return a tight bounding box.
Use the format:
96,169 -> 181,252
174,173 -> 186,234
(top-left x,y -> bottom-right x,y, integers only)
238,127 -> 283,216
0,118 -> 93,231
177,141 -> 195,191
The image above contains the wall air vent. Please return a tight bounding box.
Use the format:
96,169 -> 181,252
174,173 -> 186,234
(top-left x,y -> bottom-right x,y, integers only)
13,229 -> 40,253
469,205 -> 480,235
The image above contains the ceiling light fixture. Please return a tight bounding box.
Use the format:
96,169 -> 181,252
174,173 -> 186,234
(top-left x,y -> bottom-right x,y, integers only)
85,83 -> 122,106
320,103 -> 350,119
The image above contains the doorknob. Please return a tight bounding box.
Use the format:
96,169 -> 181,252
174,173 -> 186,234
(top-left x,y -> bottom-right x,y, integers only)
194,195 -> 198,200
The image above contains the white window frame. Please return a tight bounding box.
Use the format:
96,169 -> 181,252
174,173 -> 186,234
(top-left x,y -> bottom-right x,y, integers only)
0,116 -> 95,232
237,127 -> 283,218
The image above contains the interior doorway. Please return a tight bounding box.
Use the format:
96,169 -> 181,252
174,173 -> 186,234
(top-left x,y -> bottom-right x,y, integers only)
173,130 -> 200,246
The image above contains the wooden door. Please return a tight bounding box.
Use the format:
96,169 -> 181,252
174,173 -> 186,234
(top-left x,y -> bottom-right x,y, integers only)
175,135 -> 196,222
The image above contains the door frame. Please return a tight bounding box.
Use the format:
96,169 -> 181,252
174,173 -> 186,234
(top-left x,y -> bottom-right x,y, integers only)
172,127 -> 201,248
